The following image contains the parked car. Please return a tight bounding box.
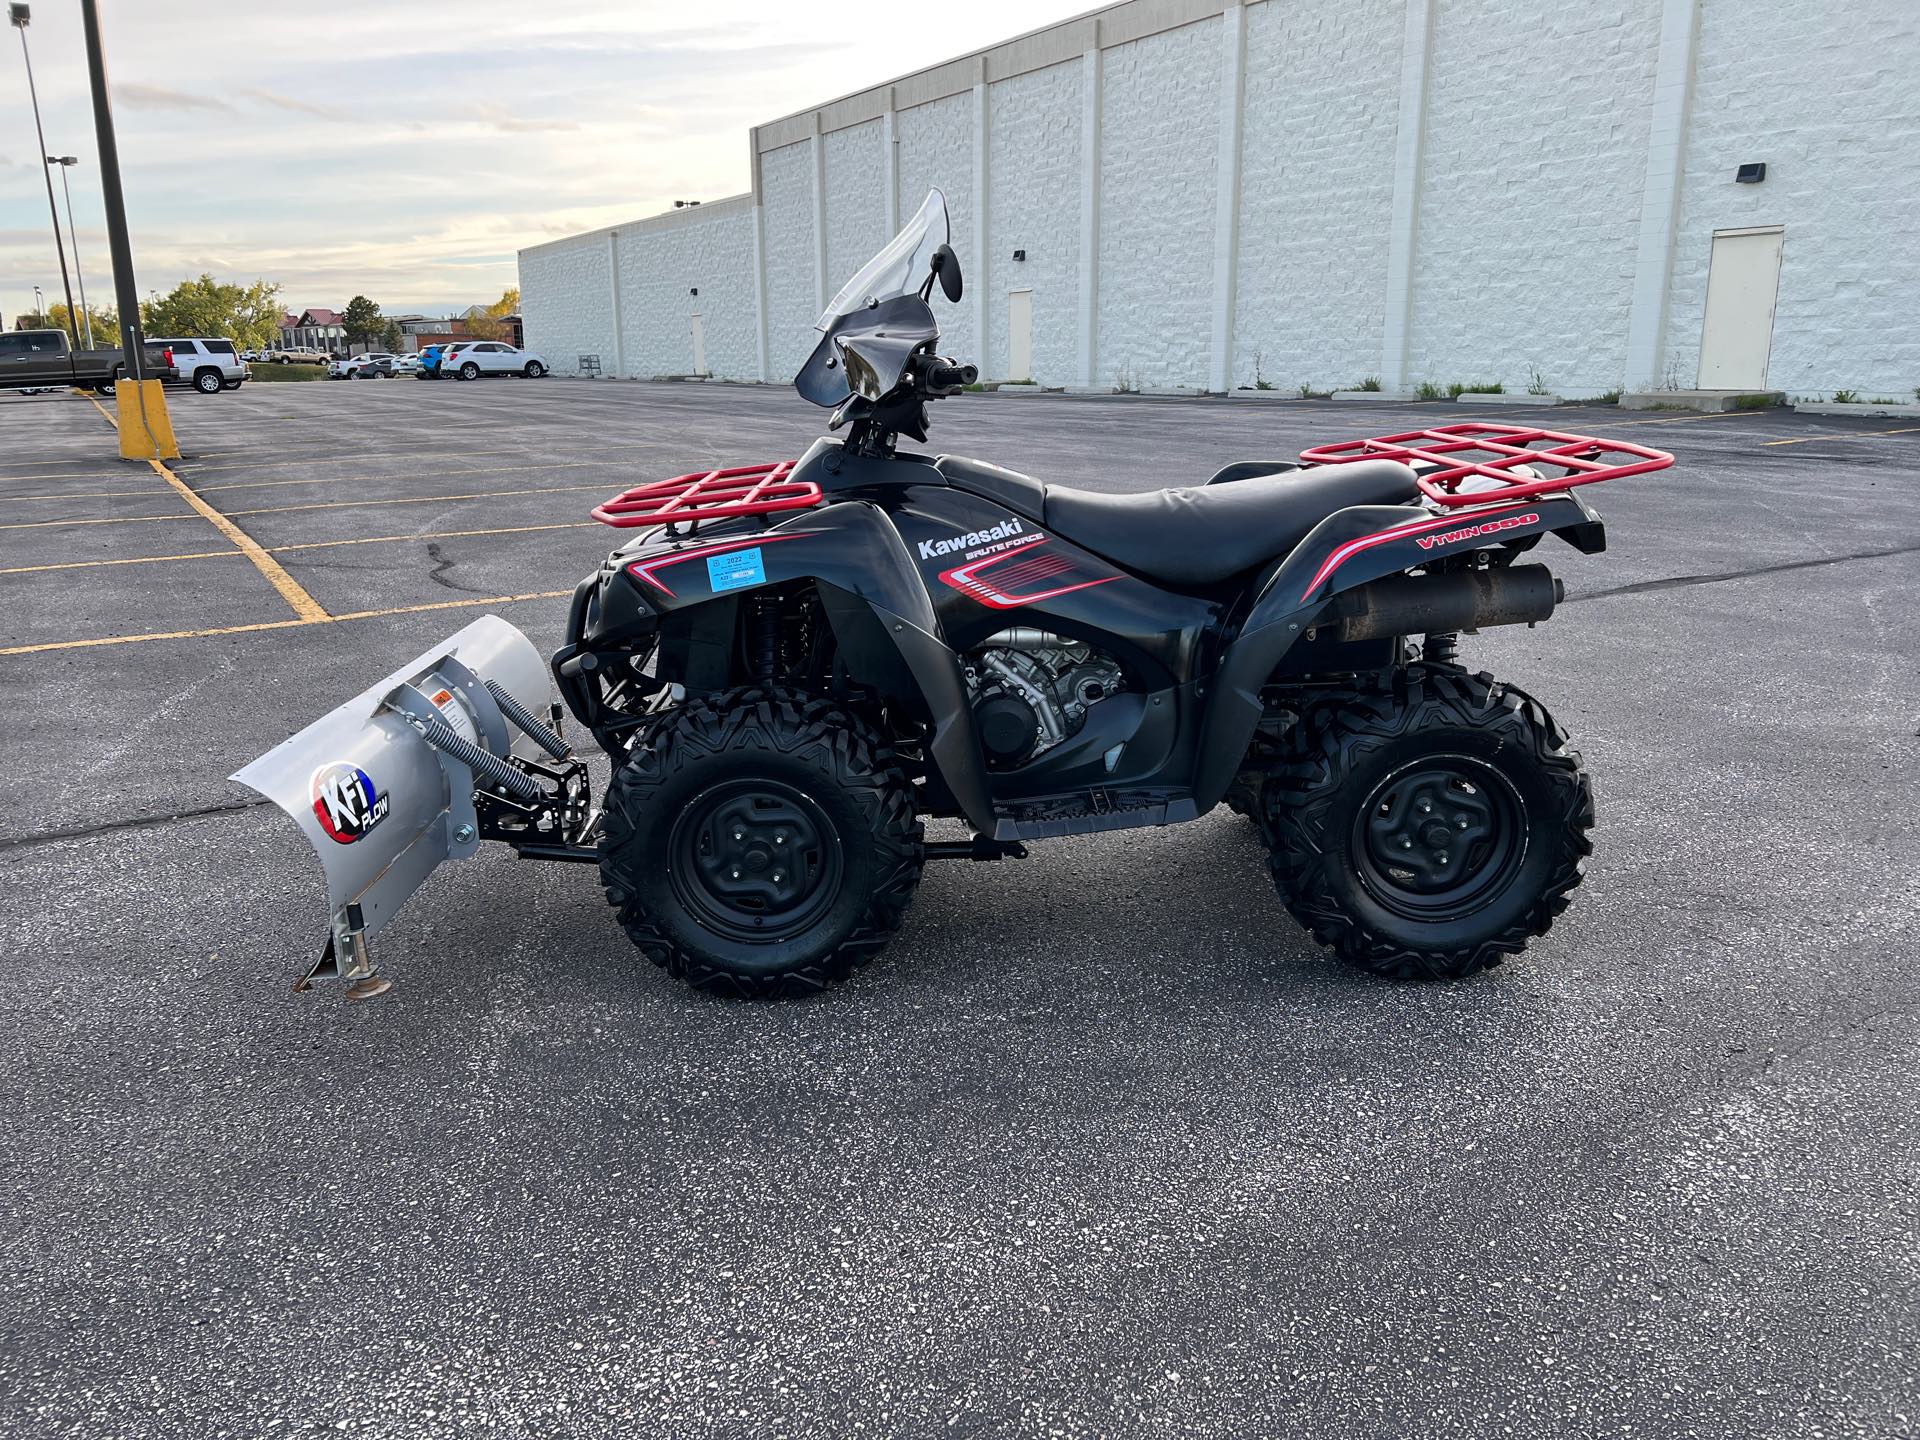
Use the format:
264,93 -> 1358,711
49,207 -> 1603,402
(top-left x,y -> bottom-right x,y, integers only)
150,337 -> 248,393
327,353 -> 397,380
271,347 -> 330,365
389,354 -> 424,377
0,327 -> 165,394
414,343 -> 452,379
445,341 -> 548,380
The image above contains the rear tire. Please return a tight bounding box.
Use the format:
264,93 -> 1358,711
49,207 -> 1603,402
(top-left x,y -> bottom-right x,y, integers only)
599,689 -> 924,997
1260,665 -> 1592,980
193,368 -> 221,394
459,361 -> 481,380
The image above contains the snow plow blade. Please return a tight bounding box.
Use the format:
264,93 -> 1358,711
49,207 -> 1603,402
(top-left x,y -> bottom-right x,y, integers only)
231,615 -> 590,997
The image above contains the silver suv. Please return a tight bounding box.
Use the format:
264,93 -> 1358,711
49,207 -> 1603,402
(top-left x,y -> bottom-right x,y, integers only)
153,338 -> 248,394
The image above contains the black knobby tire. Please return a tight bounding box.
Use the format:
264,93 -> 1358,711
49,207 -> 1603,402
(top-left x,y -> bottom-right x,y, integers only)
1260,666 -> 1593,980
599,688 -> 924,997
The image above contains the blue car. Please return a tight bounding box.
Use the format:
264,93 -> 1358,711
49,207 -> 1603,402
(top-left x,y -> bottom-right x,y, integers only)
416,343 -> 448,380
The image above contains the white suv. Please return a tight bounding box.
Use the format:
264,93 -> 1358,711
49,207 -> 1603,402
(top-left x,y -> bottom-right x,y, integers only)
445,342 -> 548,380
154,338 -> 248,393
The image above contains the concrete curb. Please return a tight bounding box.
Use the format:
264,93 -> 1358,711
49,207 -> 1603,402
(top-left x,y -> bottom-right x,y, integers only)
1791,400 -> 1920,419
1329,389 -> 1416,402
1455,392 -> 1563,406
1621,389 -> 1782,413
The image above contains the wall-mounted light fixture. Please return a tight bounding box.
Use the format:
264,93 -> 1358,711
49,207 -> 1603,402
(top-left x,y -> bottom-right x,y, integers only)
1012,248 -> 1026,262
1735,162 -> 1766,184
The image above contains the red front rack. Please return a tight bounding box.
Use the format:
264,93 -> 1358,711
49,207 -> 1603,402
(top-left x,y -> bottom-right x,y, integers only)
1299,423 -> 1673,508
592,461 -> 816,528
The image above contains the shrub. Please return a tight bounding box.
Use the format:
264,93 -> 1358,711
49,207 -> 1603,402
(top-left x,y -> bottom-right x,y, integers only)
1830,388 -> 1860,404
1356,375 -> 1383,392
1415,380 -> 1445,401
250,363 -> 325,382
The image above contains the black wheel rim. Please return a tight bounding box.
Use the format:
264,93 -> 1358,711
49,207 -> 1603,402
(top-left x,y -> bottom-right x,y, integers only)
1352,755 -> 1526,921
667,780 -> 845,943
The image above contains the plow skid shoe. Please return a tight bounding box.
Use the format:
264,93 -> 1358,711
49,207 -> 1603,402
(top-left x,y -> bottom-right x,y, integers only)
230,615 -> 554,992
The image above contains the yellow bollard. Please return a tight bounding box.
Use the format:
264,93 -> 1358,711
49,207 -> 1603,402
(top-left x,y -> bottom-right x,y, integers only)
112,377 -> 180,461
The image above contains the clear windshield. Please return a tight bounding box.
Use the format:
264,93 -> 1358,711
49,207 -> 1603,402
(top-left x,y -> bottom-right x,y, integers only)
815,188 -> 949,330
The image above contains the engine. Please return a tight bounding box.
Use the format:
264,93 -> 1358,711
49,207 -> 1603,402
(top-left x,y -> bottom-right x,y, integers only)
961,629 -> 1129,770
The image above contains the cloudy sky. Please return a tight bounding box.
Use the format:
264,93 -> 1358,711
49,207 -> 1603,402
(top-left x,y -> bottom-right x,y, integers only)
0,0 -> 1092,322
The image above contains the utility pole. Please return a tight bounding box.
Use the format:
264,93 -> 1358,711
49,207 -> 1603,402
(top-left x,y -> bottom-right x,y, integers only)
47,156 -> 93,347
9,5 -> 80,342
79,0 -> 144,380
81,0 -> 176,459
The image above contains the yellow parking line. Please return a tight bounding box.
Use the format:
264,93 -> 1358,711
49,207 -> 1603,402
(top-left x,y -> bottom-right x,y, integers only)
0,521 -> 602,579
1763,425 -> 1920,447
0,548 -> 242,576
1612,410 -> 1768,426
0,589 -> 574,657
271,521 -> 601,553
84,394 -> 330,622
221,481 -> 614,520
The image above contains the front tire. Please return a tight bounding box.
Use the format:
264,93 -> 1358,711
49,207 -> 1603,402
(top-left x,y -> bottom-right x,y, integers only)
523,361 -> 545,378
600,689 -> 924,997
1260,666 -> 1593,980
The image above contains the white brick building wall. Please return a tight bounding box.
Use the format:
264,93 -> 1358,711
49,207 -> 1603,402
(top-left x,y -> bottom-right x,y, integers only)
1097,19 -> 1220,389
520,0 -> 1920,400
1232,0 -> 1399,392
986,60 -> 1082,384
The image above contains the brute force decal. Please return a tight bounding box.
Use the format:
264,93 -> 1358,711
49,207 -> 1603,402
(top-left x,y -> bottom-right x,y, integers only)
1414,512 -> 1539,551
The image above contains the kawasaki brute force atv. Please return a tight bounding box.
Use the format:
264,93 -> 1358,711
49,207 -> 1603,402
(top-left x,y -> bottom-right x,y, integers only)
238,190 -> 1672,999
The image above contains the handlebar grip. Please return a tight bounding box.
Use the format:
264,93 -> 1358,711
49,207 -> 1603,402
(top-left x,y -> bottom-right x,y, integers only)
929,363 -> 977,390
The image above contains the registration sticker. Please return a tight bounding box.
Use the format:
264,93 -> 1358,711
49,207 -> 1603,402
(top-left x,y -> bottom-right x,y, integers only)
706,548 -> 766,592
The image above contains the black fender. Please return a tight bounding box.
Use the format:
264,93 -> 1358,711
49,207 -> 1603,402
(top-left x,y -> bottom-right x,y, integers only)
1190,492 -> 1603,811
562,499 -> 995,831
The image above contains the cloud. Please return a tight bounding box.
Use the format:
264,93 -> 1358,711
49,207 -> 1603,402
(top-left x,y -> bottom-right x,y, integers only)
114,83 -> 234,113
469,102 -> 580,134
240,87 -> 351,122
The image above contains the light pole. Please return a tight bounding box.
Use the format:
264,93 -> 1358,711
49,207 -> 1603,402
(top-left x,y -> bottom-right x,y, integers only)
9,5 -> 80,343
47,156 -> 93,347
33,284 -> 44,323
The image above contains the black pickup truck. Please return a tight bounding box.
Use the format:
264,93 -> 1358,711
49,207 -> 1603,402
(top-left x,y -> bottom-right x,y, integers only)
1,328 -> 167,394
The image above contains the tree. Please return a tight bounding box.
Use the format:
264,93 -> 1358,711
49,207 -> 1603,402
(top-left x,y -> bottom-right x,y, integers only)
380,318 -> 404,353
464,286 -> 520,341
141,275 -> 283,351
47,301 -> 118,347
342,295 -> 385,350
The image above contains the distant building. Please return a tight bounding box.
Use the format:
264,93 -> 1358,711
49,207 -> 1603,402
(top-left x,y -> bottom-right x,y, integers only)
278,308 -> 347,356
394,312 -> 524,354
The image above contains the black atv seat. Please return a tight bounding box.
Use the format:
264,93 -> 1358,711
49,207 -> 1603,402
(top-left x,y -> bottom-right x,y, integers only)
1039,459 -> 1418,586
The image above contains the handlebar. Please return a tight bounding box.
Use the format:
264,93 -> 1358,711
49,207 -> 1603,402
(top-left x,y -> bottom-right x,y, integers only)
908,352 -> 976,398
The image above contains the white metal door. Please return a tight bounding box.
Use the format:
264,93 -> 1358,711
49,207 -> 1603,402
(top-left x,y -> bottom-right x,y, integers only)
1697,227 -> 1784,389
1007,289 -> 1033,382
690,314 -> 706,377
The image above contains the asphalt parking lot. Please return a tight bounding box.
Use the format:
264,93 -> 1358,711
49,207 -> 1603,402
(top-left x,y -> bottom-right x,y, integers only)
2,376 -> 1916,1438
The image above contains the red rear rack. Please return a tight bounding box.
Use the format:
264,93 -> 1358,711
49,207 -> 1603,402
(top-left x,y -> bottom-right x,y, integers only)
593,461 -> 816,528
1299,423 -> 1673,508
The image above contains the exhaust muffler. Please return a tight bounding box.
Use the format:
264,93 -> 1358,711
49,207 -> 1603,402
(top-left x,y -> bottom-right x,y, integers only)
231,615 -> 575,998
1322,564 -> 1561,644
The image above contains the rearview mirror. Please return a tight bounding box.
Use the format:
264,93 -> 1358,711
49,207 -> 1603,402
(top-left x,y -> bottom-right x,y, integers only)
931,244 -> 963,303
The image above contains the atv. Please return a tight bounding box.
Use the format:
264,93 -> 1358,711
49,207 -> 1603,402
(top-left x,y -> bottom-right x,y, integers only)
236,189 -> 1672,999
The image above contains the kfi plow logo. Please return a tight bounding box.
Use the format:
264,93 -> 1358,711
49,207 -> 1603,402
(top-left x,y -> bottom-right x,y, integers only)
310,762 -> 390,845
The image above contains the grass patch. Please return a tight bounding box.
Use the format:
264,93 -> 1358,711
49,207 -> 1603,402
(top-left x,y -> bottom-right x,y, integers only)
250,363 -> 325,383
1448,380 -> 1504,398
1731,392 -> 1777,411
1593,389 -> 1622,406
1355,375 -> 1383,392
1830,388 -> 1860,405
1297,382 -> 1331,399
1414,381 -> 1445,401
